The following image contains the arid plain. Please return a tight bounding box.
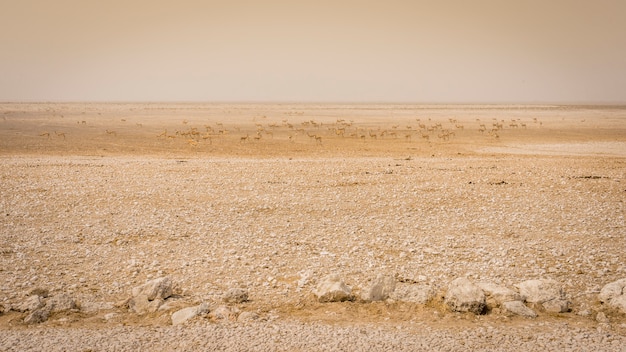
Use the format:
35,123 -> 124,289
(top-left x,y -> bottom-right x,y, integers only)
1,103 -> 625,351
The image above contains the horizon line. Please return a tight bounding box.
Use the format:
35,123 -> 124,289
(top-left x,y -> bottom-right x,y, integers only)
2,100 -> 626,106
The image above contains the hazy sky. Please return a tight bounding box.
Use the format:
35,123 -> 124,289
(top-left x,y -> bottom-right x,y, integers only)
1,0 -> 625,103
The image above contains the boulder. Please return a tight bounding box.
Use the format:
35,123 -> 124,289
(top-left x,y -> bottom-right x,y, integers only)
517,279 -> 569,313
361,275 -> 396,302
131,277 -> 172,301
129,277 -> 173,314
444,277 -> 486,314
599,278 -> 626,314
517,279 -> 564,303
476,282 -> 522,306
542,298 -> 569,313
14,295 -> 44,312
171,303 -> 209,325
313,274 -> 352,303
129,296 -> 164,315
46,294 -> 77,313
501,301 -> 537,318
389,283 -> 434,304
23,308 -> 49,324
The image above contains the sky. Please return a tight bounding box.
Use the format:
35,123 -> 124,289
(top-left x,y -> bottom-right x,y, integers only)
1,0 -> 625,103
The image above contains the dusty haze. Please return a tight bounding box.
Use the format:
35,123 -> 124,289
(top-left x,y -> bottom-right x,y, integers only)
1,0 -> 626,103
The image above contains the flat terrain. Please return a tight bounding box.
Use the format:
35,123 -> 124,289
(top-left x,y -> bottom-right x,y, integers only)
1,103 -> 625,351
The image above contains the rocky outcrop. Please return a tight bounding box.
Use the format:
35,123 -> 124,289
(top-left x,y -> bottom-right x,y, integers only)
599,278 -> 626,314
389,283 -> 434,304
361,275 -> 396,302
501,300 -> 537,318
129,277 -> 173,314
313,274 -> 352,303
171,303 -> 210,325
477,281 -> 536,317
444,278 -> 486,314
517,279 -> 569,313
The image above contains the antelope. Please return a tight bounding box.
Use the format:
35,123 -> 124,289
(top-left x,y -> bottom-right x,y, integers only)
106,130 -> 116,136
240,134 -> 249,143
39,132 -> 50,138
404,133 -> 412,141
368,130 -> 377,139
315,135 -> 322,144
55,131 -> 66,139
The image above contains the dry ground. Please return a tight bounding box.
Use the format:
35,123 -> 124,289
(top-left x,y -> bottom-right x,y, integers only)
1,103 -> 625,350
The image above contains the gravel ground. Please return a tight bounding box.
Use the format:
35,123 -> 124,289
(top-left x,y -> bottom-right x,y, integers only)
1,319 -> 625,351
1,103 -> 625,350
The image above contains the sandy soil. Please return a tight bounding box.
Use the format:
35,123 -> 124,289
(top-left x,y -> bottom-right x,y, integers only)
1,103 -> 625,350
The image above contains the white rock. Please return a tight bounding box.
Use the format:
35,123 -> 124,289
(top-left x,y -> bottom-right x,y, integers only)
517,279 -> 569,313
23,308 -> 49,324
599,278 -> 626,302
46,294 -> 77,313
501,301 -> 537,318
444,277 -> 486,314
542,298 -> 569,313
476,282 -> 522,305
361,275 -> 396,302
14,295 -> 44,312
517,279 -> 565,303
131,277 -> 172,301
171,303 -> 209,325
313,274 -> 352,303
129,297 -> 164,315
599,278 -> 626,314
389,283 -> 434,304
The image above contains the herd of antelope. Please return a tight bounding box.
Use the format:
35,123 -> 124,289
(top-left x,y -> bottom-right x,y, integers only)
35,110 -> 544,148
